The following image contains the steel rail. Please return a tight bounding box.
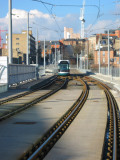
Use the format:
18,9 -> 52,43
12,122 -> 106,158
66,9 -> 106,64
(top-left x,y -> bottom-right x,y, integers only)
98,82 -> 118,160
105,88 -> 117,160
0,77 -> 66,121
25,78 -> 88,160
84,76 -> 119,159
0,76 -> 57,105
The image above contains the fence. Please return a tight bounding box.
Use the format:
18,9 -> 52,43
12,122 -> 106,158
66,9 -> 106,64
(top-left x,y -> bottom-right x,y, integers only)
91,66 -> 120,77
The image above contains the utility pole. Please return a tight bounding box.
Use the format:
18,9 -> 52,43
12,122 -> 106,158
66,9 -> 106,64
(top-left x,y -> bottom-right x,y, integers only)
27,12 -> 29,65
36,28 -> 38,65
77,54 -> 78,69
55,43 -> 56,68
99,37 -> 101,73
44,38 -> 46,72
108,29 -> 110,75
86,40 -> 88,70
8,0 -> 12,64
119,38 -> 120,64
81,50 -> 83,69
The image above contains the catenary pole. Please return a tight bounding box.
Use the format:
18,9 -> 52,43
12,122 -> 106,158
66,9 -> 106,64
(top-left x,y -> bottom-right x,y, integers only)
27,12 -> 29,65
8,0 -> 12,64
108,29 -> 110,75
36,28 -> 38,65
99,37 -> 101,73
77,54 -> 78,69
87,40 -> 88,70
55,43 -> 56,68
44,38 -> 45,72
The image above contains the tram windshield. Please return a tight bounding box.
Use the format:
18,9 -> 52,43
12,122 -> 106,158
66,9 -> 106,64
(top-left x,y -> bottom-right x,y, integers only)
58,63 -> 69,72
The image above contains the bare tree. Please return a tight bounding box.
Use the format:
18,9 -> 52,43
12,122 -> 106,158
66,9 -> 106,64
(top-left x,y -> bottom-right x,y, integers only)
73,43 -> 85,56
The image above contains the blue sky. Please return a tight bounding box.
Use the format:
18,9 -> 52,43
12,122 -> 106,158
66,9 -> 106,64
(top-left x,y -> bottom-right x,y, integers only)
0,0 -> 116,17
0,0 -> 120,40
0,0 -> 117,17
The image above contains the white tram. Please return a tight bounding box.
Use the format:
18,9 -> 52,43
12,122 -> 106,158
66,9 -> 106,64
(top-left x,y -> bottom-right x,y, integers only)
58,60 -> 70,76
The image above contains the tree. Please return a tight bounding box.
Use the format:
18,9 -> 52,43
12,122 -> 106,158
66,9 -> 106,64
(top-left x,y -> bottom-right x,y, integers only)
73,43 -> 85,56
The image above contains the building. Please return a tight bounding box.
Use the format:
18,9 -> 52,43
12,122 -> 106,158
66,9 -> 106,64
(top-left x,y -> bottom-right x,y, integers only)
94,47 -> 114,65
3,30 -> 35,64
88,35 -> 96,57
64,27 -> 80,39
94,46 -> 120,67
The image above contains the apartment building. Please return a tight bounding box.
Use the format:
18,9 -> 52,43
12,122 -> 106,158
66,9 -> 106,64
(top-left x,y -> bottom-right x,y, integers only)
3,30 -> 35,64
64,27 -> 80,39
88,35 -> 96,56
89,29 -> 120,67
94,47 -> 114,66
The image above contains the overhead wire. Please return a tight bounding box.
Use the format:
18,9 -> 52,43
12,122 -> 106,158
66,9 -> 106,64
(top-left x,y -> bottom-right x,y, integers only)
33,0 -> 100,17
32,0 -> 101,39
86,21 -> 120,37
33,0 -> 63,39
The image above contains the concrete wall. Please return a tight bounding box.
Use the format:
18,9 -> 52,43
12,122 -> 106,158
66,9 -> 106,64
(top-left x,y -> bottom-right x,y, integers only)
0,56 -> 8,93
0,56 -> 36,88
0,56 -> 8,84
8,64 -> 36,85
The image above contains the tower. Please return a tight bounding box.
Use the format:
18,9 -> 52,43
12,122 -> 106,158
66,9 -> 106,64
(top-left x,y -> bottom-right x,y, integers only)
80,0 -> 85,39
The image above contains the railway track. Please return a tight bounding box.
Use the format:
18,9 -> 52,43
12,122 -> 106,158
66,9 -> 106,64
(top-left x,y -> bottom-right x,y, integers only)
0,76 -> 57,105
0,74 -> 119,160
0,76 -> 67,121
98,80 -> 120,160
19,76 -> 89,160
84,76 -> 120,160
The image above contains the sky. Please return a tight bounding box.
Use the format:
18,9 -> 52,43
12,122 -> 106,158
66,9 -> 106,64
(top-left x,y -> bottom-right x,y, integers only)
0,0 -> 120,42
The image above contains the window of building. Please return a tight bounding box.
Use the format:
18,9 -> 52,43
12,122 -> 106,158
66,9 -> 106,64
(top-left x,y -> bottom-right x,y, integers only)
16,43 -> 19,45
103,58 -> 105,63
16,48 -> 19,51
103,51 -> 105,56
16,38 -> 19,40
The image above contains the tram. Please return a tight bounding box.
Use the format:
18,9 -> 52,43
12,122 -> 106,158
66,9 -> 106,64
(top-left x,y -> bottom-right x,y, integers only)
58,60 -> 70,76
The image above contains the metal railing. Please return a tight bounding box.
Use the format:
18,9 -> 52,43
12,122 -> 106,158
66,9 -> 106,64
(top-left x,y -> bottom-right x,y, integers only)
91,67 -> 120,77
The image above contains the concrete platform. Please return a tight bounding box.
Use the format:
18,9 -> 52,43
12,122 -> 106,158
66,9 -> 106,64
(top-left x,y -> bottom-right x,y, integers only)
0,87 -> 82,160
90,73 -> 120,92
0,75 -> 52,100
44,89 -> 107,160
